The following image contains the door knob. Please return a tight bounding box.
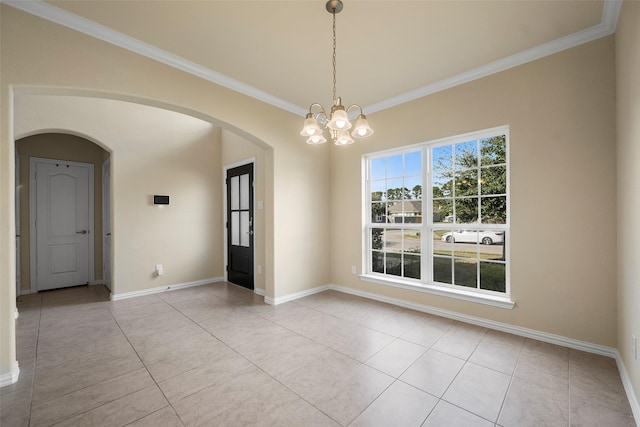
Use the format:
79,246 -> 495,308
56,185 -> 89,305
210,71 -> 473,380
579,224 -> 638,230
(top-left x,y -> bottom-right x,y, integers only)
76,230 -> 88,235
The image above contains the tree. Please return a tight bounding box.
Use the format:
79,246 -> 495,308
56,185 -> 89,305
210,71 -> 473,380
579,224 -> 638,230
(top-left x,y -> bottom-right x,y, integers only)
431,136 -> 507,223
411,185 -> 422,200
386,187 -> 410,201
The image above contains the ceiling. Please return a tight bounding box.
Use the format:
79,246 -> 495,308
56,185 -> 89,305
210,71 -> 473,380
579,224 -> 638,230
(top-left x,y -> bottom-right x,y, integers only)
6,0 -> 620,116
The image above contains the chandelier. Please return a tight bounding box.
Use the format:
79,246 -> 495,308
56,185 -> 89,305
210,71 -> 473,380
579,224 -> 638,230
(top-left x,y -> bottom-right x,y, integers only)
300,0 -> 374,145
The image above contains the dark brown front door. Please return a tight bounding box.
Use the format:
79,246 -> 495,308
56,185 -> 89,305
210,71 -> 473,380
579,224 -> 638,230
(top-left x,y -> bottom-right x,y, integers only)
226,164 -> 254,289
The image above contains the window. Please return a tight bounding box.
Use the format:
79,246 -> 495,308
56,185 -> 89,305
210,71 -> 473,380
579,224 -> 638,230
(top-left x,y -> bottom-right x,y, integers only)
369,151 -> 423,280
364,127 -> 510,305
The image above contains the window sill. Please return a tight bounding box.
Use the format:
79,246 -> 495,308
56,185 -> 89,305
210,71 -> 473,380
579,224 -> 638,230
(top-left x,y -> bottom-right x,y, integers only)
359,274 -> 515,309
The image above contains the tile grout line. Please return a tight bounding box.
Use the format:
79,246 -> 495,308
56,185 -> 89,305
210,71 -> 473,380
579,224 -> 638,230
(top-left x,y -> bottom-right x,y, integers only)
31,292 -> 152,426
25,292 -> 43,427
434,333 -> 497,425
280,296 -> 490,425
160,292 -> 346,426
219,291 -> 416,426
295,296 -> 465,425
106,297 -> 189,427
492,334 -> 527,427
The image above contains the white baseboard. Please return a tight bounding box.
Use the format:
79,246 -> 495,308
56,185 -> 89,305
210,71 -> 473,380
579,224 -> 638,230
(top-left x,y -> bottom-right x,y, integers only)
615,350 -> 640,424
0,361 -> 20,388
270,283 -> 617,358
264,285 -> 329,305
110,277 -> 224,301
327,284 -> 617,357
254,288 -> 265,297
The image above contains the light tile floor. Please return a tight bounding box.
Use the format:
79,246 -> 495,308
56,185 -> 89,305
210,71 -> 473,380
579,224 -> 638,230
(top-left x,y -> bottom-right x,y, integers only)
1,282 -> 636,426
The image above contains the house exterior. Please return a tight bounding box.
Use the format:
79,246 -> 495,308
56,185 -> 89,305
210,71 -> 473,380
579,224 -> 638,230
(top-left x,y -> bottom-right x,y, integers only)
386,200 -> 422,224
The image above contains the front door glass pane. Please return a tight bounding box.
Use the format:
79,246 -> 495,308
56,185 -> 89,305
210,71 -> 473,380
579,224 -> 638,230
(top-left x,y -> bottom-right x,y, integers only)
240,174 -> 250,210
231,211 -> 239,246
240,211 -> 250,247
231,176 -> 239,210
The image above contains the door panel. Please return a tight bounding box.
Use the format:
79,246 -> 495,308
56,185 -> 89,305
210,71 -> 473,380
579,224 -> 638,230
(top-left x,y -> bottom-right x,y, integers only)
35,160 -> 91,291
227,164 -> 254,289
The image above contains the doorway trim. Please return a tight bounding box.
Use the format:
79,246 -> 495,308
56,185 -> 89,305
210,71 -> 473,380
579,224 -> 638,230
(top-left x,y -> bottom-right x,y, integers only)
29,157 -> 95,293
223,157 -> 256,287
102,157 -> 112,291
15,151 -> 21,296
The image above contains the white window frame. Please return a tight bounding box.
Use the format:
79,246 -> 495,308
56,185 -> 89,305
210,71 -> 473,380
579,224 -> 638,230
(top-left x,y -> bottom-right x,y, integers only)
365,148 -> 424,281
361,126 -> 514,309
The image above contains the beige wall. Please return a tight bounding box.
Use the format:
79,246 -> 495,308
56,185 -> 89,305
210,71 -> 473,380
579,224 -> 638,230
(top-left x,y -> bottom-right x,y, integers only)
16,133 -> 109,292
331,36 -> 618,347
1,5 -> 332,379
616,0 -> 640,409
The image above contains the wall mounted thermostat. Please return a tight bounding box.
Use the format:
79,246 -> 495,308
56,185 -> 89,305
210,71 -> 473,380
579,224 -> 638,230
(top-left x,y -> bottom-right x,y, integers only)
153,195 -> 170,205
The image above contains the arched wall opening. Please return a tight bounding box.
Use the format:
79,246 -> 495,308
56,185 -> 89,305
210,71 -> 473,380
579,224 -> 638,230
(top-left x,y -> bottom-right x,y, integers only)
15,132 -> 111,295
13,90 -> 273,299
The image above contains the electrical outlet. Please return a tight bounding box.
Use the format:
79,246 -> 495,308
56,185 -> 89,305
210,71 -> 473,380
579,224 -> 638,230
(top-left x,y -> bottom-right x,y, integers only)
351,265 -> 357,275
155,264 -> 163,276
257,265 -> 262,274
633,335 -> 638,360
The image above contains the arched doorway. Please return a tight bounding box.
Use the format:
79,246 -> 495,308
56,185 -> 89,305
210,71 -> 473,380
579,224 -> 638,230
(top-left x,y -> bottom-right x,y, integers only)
16,133 -> 110,294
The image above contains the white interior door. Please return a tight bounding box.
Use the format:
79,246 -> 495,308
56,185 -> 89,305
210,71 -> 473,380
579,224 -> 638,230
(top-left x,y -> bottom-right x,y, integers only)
102,159 -> 112,290
33,158 -> 93,291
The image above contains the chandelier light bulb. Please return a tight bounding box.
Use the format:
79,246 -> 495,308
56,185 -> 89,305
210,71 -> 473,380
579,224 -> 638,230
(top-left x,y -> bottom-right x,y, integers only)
307,134 -> 327,144
328,104 -> 352,131
300,113 -> 323,137
335,129 -> 354,145
351,114 -> 374,138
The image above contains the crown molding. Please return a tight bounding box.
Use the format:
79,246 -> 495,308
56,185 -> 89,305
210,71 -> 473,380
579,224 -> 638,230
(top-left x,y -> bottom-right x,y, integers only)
2,0 -> 622,117
1,0 -> 306,116
365,0 -> 623,114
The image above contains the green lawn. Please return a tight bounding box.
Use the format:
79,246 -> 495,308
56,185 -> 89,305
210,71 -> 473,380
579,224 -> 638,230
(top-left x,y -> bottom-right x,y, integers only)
433,257 -> 505,292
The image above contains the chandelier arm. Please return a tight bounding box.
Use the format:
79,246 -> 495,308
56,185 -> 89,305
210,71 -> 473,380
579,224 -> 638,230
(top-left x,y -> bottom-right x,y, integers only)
346,104 -> 364,116
308,103 -> 329,124
308,103 -> 327,114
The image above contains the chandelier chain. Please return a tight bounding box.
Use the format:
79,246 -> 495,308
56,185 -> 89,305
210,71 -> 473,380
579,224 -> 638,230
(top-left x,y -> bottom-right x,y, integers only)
332,9 -> 337,103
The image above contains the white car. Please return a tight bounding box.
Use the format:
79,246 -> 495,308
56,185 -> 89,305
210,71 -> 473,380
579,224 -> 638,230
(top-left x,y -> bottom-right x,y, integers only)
441,230 -> 504,245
